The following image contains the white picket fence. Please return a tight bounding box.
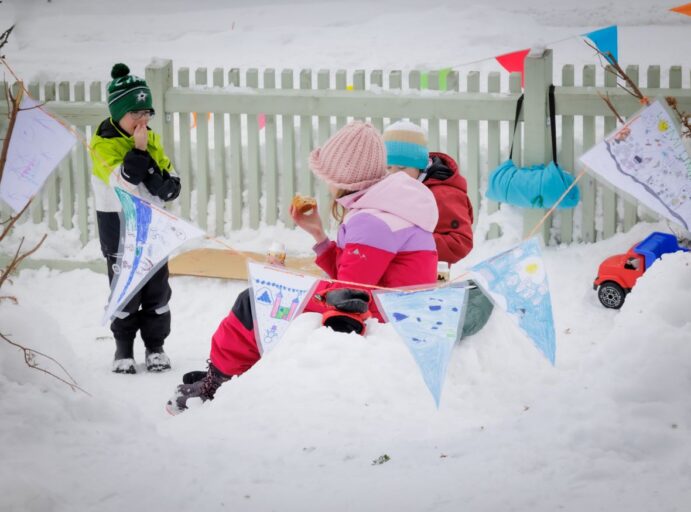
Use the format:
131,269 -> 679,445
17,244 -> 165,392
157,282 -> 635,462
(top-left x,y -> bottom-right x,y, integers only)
1,49 -> 690,254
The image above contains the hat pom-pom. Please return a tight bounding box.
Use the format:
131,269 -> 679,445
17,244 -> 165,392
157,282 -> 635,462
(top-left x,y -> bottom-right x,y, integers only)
111,63 -> 130,79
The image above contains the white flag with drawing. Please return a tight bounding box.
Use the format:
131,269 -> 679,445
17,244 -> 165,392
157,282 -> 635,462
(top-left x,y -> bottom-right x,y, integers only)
102,188 -> 205,324
0,96 -> 77,213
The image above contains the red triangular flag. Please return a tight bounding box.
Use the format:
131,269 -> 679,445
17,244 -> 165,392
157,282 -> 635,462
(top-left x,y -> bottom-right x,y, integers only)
496,49 -> 530,87
670,3 -> 691,16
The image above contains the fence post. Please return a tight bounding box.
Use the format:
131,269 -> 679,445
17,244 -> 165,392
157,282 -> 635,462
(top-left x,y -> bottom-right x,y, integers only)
145,59 -> 174,165
522,49 -> 552,242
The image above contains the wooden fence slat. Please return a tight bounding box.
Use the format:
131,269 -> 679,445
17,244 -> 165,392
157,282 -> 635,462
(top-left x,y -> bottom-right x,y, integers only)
299,69 -> 314,196
264,69 -> 279,226
73,81 -> 89,244
88,80 -> 102,235
508,72 -> 523,164
486,72 -> 501,239
280,69 -> 296,227
427,71 -> 440,151
177,68 -> 192,220
195,67 -> 210,231
602,66 -> 618,239
58,81 -> 73,230
559,65 -> 575,244
466,71 -> 481,221
212,68 -> 227,236
446,71 -> 460,177
370,70 -> 384,133
581,65 -> 597,243
246,68 -> 261,229
408,71 -> 421,127
317,69 -> 331,223
228,68 -> 243,230
335,70 -> 347,130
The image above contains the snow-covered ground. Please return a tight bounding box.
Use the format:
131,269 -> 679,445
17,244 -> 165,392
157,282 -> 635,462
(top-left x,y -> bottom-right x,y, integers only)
1,1 -> 690,511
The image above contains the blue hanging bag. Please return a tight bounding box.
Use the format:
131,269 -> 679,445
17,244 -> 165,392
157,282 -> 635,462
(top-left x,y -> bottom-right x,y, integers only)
486,85 -> 580,209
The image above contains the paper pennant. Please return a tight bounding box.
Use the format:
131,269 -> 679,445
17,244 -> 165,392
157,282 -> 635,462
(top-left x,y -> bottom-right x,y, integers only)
374,285 -> 468,407
580,99 -> 691,230
102,188 -> 205,324
495,49 -> 530,87
583,25 -> 618,64
471,238 -> 556,364
248,262 -> 319,354
670,3 -> 691,16
0,96 -> 77,213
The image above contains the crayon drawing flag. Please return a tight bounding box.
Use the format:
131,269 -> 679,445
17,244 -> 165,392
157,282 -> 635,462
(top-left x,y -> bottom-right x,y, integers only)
248,262 -> 319,354
471,238 -> 556,364
0,96 -> 77,213
374,285 -> 468,407
579,99 -> 691,230
102,188 -> 205,324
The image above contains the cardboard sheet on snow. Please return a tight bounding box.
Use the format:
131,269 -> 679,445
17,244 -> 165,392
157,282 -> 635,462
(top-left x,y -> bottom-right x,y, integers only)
169,248 -> 322,280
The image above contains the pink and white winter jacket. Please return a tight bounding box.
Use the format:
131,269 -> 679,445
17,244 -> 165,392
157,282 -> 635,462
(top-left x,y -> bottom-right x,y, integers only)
310,171 -> 439,320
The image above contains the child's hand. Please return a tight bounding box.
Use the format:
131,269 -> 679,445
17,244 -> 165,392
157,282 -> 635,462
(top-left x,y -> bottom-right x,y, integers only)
290,204 -> 326,244
133,123 -> 148,151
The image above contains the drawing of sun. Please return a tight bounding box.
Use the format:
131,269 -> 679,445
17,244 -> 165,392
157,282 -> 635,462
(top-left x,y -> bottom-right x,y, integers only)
658,119 -> 669,132
516,256 -> 545,284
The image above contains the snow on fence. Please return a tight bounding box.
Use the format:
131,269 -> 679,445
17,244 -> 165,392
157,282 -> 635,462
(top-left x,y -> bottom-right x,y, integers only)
1,49 -> 689,250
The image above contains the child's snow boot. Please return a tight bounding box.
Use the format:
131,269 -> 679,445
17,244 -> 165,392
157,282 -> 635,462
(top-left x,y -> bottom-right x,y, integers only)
145,345 -> 171,372
112,338 -> 136,374
165,363 -> 232,415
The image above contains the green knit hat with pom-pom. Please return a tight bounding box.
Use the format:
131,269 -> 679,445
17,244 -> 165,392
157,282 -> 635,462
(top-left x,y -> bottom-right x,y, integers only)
107,63 -> 154,122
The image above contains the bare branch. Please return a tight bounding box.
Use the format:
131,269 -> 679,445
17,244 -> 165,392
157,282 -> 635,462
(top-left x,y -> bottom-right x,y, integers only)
0,233 -> 46,289
0,331 -> 91,396
597,91 -> 625,124
0,201 -> 31,241
0,25 -> 14,56
583,39 -> 648,103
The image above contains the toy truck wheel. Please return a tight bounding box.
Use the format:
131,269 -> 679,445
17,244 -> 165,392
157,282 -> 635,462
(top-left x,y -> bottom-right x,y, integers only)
598,281 -> 626,309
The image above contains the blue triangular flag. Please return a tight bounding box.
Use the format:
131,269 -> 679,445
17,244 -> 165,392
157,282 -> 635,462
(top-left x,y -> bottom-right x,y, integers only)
374,286 -> 468,407
584,25 -> 618,65
471,238 -> 556,364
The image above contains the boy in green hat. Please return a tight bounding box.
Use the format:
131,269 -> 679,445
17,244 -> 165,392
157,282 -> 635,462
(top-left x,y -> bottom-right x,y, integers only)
91,63 -> 181,374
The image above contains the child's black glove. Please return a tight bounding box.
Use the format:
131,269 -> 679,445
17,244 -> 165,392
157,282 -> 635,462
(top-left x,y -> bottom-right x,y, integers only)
121,149 -> 151,185
157,175 -> 181,201
319,288 -> 372,335
422,156 -> 454,182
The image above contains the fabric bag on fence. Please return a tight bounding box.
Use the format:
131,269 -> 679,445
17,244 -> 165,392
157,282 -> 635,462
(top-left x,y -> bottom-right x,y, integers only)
486,85 -> 580,209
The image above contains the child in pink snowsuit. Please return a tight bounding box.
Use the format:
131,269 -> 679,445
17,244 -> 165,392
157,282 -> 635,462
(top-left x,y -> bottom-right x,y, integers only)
167,121 -> 438,414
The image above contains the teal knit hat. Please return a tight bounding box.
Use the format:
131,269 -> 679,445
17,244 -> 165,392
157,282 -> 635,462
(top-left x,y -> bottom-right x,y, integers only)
383,120 -> 429,170
107,63 -> 154,122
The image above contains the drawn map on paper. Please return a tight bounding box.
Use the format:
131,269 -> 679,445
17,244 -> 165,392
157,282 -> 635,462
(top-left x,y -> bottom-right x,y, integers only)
580,99 -> 691,230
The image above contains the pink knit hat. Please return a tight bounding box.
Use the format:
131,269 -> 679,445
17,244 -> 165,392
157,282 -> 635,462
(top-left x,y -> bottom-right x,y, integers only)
309,121 -> 387,191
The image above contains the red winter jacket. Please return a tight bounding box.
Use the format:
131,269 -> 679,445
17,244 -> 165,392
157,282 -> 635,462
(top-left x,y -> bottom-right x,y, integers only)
426,152 -> 474,264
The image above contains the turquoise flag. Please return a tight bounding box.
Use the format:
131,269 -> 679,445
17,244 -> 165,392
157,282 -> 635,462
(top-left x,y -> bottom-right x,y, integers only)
584,25 -> 618,64
374,285 -> 468,407
471,238 -> 556,364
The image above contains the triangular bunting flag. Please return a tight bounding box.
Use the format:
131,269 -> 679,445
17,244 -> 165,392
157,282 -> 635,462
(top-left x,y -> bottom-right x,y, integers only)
102,188 -> 205,324
0,96 -> 77,213
583,25 -> 618,64
420,67 -> 453,91
670,3 -> 691,16
247,262 -> 319,354
471,238 -> 556,364
580,99 -> 691,230
495,49 -> 530,87
374,285 -> 468,407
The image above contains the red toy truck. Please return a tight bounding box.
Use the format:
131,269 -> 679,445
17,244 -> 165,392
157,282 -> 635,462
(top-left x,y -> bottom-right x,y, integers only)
593,232 -> 689,309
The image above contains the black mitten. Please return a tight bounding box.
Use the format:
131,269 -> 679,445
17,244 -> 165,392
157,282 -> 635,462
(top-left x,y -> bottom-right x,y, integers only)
325,288 -> 370,313
422,156 -> 454,182
156,176 -> 181,201
143,171 -> 165,196
121,149 -> 151,185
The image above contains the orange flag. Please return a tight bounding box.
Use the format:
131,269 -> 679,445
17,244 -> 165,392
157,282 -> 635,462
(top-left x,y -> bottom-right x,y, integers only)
670,3 -> 691,15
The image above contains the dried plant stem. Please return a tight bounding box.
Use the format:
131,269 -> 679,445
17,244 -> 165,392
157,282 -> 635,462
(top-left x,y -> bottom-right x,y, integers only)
0,331 -> 91,396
